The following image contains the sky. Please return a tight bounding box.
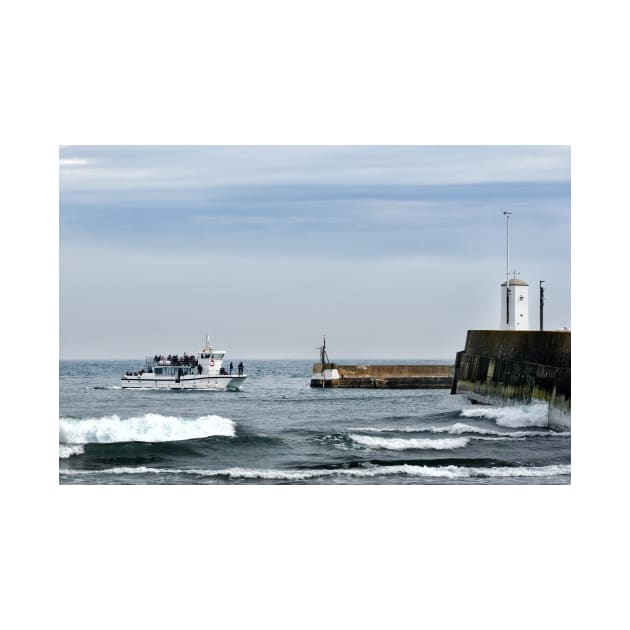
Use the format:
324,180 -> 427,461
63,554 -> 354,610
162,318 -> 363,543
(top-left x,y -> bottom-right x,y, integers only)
59,145 -> 571,359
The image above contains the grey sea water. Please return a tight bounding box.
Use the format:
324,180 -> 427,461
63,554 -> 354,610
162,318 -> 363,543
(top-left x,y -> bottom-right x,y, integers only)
59,359 -> 571,484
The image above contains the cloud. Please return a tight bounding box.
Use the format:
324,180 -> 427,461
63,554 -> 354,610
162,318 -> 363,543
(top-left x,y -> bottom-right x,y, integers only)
59,158 -> 90,166
59,176 -> 570,261
59,146 -> 570,191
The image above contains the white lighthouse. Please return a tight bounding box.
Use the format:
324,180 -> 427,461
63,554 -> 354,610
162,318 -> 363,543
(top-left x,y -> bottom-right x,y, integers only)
501,278 -> 529,330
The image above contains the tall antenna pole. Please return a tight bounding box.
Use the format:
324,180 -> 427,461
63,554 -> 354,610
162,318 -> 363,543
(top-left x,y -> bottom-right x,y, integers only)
503,211 -> 512,325
539,280 -> 545,331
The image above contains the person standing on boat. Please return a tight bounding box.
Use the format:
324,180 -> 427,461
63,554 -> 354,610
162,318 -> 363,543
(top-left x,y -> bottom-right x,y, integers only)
229,362 -> 233,375
238,361 -> 244,376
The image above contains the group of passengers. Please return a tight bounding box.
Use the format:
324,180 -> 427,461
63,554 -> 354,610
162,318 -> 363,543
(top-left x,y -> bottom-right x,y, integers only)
153,353 -> 199,366
124,368 -> 146,377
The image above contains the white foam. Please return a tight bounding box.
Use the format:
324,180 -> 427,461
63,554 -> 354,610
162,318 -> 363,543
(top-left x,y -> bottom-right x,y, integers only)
460,403 -> 550,428
351,426 -> 431,433
351,422 -> 566,437
349,434 -> 469,450
60,463 -> 571,480
59,413 -> 236,444
60,466 -> 168,475
59,444 -> 85,458
444,422 -> 515,435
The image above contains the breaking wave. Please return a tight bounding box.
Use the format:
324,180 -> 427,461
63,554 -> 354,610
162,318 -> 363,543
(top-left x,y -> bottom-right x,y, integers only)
350,423 -> 568,438
460,403 -> 550,428
349,434 -> 469,450
59,444 -> 85,459
60,463 -> 571,481
59,413 -> 236,446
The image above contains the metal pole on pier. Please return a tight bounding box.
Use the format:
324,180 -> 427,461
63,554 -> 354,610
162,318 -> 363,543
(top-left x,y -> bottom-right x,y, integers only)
319,334 -> 329,365
503,211 -> 512,325
539,280 -> 545,331
321,335 -> 327,388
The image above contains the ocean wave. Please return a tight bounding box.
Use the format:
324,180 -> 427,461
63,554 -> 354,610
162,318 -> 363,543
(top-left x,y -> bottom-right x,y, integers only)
460,403 -> 550,428
59,444 -> 85,459
350,423 -> 568,438
349,434 -> 469,450
59,413 -> 236,445
351,426 -> 437,433
60,463 -> 571,480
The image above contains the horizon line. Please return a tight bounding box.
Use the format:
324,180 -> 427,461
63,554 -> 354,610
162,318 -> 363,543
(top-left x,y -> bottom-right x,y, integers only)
59,356 -> 455,362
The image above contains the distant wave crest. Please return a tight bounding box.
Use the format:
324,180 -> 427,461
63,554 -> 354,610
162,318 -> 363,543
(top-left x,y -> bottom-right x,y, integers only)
351,422 -> 567,438
349,434 -> 469,450
59,413 -> 236,446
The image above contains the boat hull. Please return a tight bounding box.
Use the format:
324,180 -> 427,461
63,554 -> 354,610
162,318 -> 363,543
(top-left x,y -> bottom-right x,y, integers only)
120,375 -> 247,391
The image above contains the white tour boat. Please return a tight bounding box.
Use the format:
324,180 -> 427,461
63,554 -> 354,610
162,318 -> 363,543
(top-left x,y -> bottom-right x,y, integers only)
121,335 -> 247,390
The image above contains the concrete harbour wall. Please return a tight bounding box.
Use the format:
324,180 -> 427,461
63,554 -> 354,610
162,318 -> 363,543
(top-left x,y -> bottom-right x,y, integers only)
451,330 -> 571,430
311,363 -> 454,388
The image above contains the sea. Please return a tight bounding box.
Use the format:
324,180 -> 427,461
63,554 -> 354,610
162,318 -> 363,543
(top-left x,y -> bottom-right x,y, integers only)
59,359 -> 571,485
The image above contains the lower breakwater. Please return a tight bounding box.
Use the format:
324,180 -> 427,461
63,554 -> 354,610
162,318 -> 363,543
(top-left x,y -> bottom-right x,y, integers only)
451,330 -> 571,430
310,363 -> 454,388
